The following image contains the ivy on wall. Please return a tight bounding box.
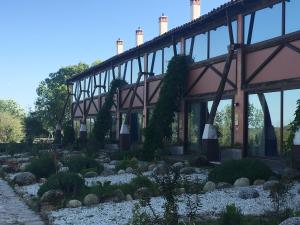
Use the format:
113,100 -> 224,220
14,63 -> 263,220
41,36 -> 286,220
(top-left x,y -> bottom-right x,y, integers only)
92,79 -> 127,147
287,99 -> 300,150
143,55 -> 190,160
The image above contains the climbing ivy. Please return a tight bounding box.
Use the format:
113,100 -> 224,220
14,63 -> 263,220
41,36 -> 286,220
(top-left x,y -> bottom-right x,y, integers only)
287,99 -> 300,151
143,55 -> 190,160
92,79 -> 127,147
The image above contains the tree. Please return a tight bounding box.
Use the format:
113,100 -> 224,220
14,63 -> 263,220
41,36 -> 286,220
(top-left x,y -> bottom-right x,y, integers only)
24,111 -> 48,143
91,59 -> 101,67
0,99 -> 25,118
0,111 -> 24,143
35,63 -> 89,132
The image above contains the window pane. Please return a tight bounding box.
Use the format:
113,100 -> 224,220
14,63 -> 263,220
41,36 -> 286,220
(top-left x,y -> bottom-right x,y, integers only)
210,25 -> 230,58
286,0 -> 300,34
153,50 -> 163,76
185,38 -> 192,55
283,89 -> 300,151
132,59 -> 139,84
126,61 -> 131,84
192,33 -> 208,62
245,3 -> 282,44
130,112 -> 143,143
188,103 -> 200,151
140,56 -> 144,82
164,46 -> 174,73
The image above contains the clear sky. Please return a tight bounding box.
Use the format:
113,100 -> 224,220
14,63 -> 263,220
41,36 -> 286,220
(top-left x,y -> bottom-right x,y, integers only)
0,0 -> 229,111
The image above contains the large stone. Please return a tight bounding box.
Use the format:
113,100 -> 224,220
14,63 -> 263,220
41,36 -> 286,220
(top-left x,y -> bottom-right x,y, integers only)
111,189 -> 125,203
40,190 -> 64,204
134,187 -> 152,199
118,169 -> 125,175
217,182 -> 232,189
253,179 -> 265,186
125,167 -> 134,173
234,177 -> 250,187
13,172 -> 36,186
138,161 -> 149,172
203,181 -> 216,192
238,187 -> 259,199
58,167 -> 69,173
172,162 -> 185,170
180,167 -> 195,175
84,171 -> 98,178
66,199 -> 82,208
109,160 -> 119,166
19,162 -> 30,172
148,164 -> 156,171
153,164 -> 169,175
126,194 -> 133,201
279,217 -> 300,225
263,180 -> 279,191
83,194 -> 99,206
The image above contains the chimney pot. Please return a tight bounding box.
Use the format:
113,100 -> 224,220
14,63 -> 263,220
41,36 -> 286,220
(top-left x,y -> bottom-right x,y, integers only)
159,13 -> 168,35
116,38 -> 124,55
136,27 -> 144,46
190,0 -> 201,21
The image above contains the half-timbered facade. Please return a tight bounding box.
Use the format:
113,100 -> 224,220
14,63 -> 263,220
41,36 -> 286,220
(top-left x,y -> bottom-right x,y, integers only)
66,0 -> 300,158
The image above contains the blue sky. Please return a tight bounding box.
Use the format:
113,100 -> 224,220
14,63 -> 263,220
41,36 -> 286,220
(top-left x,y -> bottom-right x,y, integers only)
0,0 -> 229,111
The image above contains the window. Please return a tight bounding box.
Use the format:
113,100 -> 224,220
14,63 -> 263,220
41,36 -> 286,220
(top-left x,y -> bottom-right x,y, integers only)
153,50 -> 163,76
245,3 -> 282,44
185,38 -> 192,55
164,45 -> 174,73
210,25 -> 230,58
286,0 -> 300,34
130,111 -> 143,143
192,33 -> 208,62
132,59 -> 139,84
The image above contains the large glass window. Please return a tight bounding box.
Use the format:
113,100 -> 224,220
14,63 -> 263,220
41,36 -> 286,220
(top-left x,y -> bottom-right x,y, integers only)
185,38 -> 192,56
164,46 -> 174,73
286,0 -> 300,34
132,59 -> 139,84
210,25 -> 231,58
153,50 -> 163,76
192,33 -> 208,62
245,3 -> 282,44
188,102 -> 201,151
130,111 -> 143,143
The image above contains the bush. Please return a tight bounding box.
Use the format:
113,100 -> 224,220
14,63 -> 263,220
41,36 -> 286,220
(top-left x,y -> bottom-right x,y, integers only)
65,155 -> 103,174
38,172 -> 85,197
219,204 -> 243,225
208,159 -> 273,184
116,159 -> 139,171
110,149 -> 142,161
62,124 -> 75,146
25,154 -> 56,178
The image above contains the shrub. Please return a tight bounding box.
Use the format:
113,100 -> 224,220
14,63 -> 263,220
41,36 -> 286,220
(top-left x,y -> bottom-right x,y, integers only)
62,124 -> 75,146
25,154 -> 56,178
269,180 -> 292,214
110,149 -> 142,161
219,204 -> 243,225
116,159 -> 139,171
65,155 -> 103,174
38,172 -> 85,197
208,159 -> 273,184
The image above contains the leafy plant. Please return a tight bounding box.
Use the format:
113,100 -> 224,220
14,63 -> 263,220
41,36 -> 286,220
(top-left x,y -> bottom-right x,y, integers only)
287,99 -> 300,151
219,204 -> 243,225
38,172 -> 85,197
62,123 -> 75,146
25,154 -> 56,178
116,159 -> 139,171
92,79 -> 127,147
208,159 -> 273,184
269,180 -> 292,214
143,55 -> 190,160
64,155 -> 103,174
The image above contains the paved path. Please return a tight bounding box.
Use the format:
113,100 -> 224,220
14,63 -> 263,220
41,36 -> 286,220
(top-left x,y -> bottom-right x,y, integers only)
0,179 -> 44,225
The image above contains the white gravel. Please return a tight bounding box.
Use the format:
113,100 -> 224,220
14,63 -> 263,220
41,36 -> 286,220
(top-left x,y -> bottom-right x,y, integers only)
16,183 -> 41,197
48,182 -> 300,225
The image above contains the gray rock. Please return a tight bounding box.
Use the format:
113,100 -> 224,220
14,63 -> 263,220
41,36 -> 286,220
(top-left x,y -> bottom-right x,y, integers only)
263,180 -> 279,191
84,171 -> 98,178
253,179 -> 265,186
175,187 -> 185,195
234,177 -> 250,187
118,169 -> 125,175
238,187 -> 259,199
134,187 -> 152,199
109,160 -> 119,166
40,190 -> 64,204
83,194 -> 99,206
66,199 -> 82,208
203,181 -> 216,192
58,167 -> 69,173
184,160 -> 190,167
138,161 -> 149,172
111,189 -> 125,203
148,164 -> 156,171
172,162 -> 185,170
279,217 -> 300,225
217,182 -> 232,189
57,161 -> 63,169
153,164 -> 169,175
126,194 -> 133,201
13,172 -> 36,186
125,167 -> 134,173
180,167 -> 195,175
19,162 -> 30,172
101,168 -> 115,176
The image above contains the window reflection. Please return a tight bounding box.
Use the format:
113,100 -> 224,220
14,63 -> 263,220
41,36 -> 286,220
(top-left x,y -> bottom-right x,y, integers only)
192,33 -> 207,62
185,38 -> 192,55
210,25 -> 230,58
153,50 -> 163,76
286,0 -> 300,34
164,46 -> 174,73
130,111 -> 143,143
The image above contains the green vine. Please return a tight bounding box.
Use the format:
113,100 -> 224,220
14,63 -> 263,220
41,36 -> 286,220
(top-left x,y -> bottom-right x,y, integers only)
143,55 -> 190,160
92,79 -> 127,147
287,99 -> 300,151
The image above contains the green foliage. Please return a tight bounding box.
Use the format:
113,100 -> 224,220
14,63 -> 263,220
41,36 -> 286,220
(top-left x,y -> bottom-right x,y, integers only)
219,204 -> 243,225
287,99 -> 300,151
0,99 -> 25,118
110,148 -> 142,160
0,111 -> 24,143
24,111 -> 48,144
93,79 -> 127,147
143,56 -> 190,160
127,204 -> 152,225
38,172 -> 85,197
35,63 -> 89,132
208,159 -> 273,184
116,159 -> 139,171
64,155 -> 103,174
62,123 -> 75,146
25,154 -> 56,178
269,180 -> 292,214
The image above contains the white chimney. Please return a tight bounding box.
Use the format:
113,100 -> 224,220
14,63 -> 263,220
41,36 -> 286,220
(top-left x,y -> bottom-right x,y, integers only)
116,38 -> 124,55
136,27 -> 144,46
190,0 -> 201,21
159,13 -> 168,35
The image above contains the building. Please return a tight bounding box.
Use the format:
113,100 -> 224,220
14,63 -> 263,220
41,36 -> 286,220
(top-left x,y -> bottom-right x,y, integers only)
66,0 -> 300,159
